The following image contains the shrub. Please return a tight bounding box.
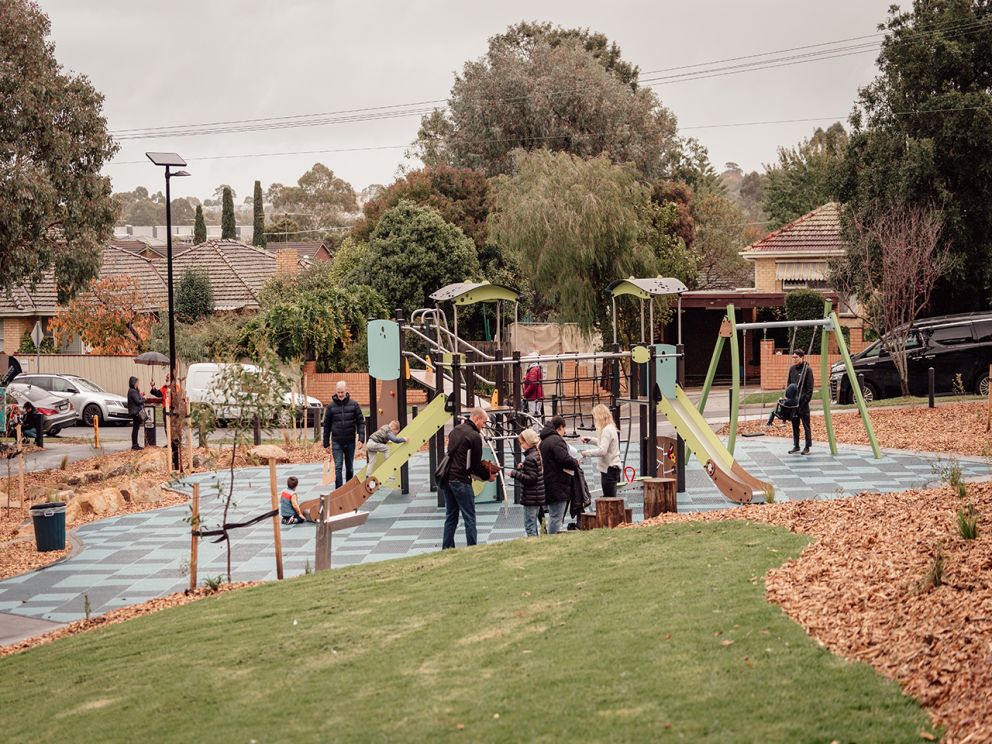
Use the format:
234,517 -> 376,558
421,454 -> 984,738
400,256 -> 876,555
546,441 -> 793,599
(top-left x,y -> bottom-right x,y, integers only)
956,504 -> 978,540
784,289 -> 827,352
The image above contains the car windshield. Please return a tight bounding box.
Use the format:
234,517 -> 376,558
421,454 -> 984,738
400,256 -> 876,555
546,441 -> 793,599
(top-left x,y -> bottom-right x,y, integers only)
858,331 -> 921,359
68,377 -> 105,393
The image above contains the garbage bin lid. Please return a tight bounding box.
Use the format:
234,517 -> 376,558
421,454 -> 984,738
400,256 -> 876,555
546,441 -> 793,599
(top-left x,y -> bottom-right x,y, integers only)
29,502 -> 66,514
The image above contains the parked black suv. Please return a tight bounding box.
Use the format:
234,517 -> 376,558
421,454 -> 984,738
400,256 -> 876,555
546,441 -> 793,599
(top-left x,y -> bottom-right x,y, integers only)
830,312 -> 992,403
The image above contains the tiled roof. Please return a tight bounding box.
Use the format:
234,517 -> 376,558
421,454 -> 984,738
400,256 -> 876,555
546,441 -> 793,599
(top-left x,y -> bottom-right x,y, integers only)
0,240 -> 274,316
740,203 -> 846,256
268,241 -> 329,261
165,239 -> 275,311
110,238 -> 166,259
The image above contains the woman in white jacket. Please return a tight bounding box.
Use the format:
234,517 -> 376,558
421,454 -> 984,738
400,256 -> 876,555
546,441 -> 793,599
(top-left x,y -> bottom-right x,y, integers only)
579,404 -> 622,497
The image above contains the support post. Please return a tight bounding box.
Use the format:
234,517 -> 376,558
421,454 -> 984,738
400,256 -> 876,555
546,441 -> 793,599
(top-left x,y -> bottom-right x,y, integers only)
726,304 -> 740,455
928,367 -> 935,408
315,495 -> 331,571
190,483 -> 199,591
647,345 -> 658,477
494,348 -> 505,472
511,350 -> 522,503
268,458 -> 284,580
17,425 -> 25,514
830,311 -> 881,458
93,416 -> 100,450
610,342 -> 621,428
368,370 -> 378,433
186,399 -> 194,469
675,343 -> 686,492
395,308 -> 409,495
165,403 -> 174,473
698,337 -> 725,415
820,301 -> 838,456
434,350 -> 445,505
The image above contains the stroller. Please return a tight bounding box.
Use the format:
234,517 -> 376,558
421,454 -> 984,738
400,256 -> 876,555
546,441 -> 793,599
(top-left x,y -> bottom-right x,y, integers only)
767,383 -> 800,427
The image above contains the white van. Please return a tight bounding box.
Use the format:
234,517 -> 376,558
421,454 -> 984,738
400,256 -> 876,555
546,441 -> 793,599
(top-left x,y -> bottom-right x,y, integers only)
185,363 -> 324,424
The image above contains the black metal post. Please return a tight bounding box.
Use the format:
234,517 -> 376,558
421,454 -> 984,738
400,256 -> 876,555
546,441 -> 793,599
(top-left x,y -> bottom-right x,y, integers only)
464,351 -> 476,411
433,350 -> 445,503
368,365 -> 378,433
858,373 -> 866,401
494,349 -> 505,476
647,345 -> 658,477
252,415 -> 261,446
164,167 -> 180,470
395,308 -> 409,495
928,367 -> 935,408
511,351 -> 522,503
675,343 -> 686,493
610,342 -> 621,428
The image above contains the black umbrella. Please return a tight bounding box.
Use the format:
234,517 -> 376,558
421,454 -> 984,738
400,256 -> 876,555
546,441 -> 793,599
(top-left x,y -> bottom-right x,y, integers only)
133,351 -> 169,366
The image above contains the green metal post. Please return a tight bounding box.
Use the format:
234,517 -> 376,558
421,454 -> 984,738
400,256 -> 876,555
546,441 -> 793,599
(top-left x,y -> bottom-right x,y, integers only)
820,301 -> 838,455
727,303 -> 739,455
697,335 -> 725,414
830,311 -> 882,459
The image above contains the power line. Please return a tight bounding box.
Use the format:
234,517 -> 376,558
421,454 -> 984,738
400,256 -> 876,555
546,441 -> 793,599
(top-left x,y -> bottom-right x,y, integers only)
106,104 -> 990,167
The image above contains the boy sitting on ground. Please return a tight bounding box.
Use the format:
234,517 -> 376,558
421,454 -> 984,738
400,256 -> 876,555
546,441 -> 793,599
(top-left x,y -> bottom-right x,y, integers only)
365,419 -> 407,469
766,383 -> 800,427
280,476 -> 310,524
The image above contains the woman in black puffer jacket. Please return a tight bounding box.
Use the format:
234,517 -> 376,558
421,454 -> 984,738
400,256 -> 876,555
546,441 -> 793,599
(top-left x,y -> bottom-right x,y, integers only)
510,428 -> 545,537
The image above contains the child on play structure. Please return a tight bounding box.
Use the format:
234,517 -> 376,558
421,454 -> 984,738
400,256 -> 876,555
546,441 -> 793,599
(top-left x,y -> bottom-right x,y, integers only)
766,383 -> 800,427
280,476 -> 310,524
365,419 -> 408,469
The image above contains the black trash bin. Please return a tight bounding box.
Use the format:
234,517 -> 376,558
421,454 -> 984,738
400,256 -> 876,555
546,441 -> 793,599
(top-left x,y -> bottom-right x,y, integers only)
29,502 -> 67,552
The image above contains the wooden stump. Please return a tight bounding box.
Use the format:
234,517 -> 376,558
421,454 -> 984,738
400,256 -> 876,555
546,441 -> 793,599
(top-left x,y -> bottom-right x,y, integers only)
596,497 -> 627,528
624,507 -> 633,524
578,512 -> 599,531
643,477 -> 678,519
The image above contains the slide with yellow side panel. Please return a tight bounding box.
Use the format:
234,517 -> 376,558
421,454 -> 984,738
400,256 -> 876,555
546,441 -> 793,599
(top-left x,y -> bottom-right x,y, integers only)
657,386 -> 773,505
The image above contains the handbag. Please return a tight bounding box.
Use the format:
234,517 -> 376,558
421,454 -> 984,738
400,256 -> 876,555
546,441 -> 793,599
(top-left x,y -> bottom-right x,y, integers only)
435,454 -> 451,481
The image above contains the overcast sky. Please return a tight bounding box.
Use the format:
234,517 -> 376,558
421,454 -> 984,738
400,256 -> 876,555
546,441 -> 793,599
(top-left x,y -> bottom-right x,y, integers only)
42,0 -> 895,201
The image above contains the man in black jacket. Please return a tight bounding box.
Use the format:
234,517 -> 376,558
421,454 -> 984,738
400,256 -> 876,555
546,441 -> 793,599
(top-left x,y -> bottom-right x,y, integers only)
126,376 -> 145,451
322,381 -> 365,488
538,416 -> 575,534
441,407 -> 495,549
787,350 -> 814,455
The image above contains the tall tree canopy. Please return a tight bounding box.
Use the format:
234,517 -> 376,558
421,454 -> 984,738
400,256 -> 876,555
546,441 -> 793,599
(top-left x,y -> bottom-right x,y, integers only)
414,22 -> 681,179
360,201 -> 480,315
268,163 -> 357,239
251,180 -> 266,248
193,204 -> 207,244
0,0 -> 118,302
221,186 -> 236,239
837,1 -> 992,310
489,150 -> 696,331
763,123 -> 847,228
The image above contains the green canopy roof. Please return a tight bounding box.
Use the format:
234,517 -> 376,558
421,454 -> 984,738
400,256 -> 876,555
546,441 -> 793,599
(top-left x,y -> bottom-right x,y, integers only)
607,277 -> 688,300
429,281 -> 519,306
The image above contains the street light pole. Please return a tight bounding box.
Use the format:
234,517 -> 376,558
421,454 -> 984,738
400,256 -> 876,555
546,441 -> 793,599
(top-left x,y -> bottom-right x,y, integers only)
145,153 -> 189,469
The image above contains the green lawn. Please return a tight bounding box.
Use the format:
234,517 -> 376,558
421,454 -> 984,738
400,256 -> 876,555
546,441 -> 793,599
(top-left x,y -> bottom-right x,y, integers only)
0,522 -> 934,743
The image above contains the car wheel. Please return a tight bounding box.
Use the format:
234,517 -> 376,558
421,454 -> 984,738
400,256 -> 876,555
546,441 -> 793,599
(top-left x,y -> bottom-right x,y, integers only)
82,403 -> 103,427
860,381 -> 878,404
48,426 -> 62,437
978,374 -> 990,397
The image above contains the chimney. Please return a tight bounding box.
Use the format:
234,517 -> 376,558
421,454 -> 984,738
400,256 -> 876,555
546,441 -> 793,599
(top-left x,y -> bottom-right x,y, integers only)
276,247 -> 299,276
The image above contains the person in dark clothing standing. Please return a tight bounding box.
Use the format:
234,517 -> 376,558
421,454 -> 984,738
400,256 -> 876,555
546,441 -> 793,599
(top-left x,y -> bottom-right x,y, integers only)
787,350 -> 814,454
440,407 -> 495,549
126,376 -> 145,451
510,428 -> 545,537
538,415 -> 575,534
322,380 -> 365,489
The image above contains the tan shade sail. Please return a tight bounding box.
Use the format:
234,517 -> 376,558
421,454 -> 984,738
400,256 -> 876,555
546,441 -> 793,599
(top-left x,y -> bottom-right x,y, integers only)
775,261 -> 829,281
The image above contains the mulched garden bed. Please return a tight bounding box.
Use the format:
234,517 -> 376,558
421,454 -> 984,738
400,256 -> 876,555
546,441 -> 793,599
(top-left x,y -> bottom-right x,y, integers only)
726,400 -> 992,458
638,481 -> 992,743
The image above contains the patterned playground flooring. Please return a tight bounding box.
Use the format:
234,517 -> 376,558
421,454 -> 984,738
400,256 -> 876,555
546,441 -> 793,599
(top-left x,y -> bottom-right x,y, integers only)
0,437 -> 987,624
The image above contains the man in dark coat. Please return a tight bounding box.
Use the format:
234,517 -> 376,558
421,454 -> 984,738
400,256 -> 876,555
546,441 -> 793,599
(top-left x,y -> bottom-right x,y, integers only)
787,350 -> 814,454
441,407 -> 495,549
322,380 -> 365,488
538,415 -> 575,534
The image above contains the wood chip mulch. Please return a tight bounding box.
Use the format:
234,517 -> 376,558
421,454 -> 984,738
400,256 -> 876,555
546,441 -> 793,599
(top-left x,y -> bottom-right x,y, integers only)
637,481 -> 992,743
0,581 -> 256,659
725,401 -> 992,458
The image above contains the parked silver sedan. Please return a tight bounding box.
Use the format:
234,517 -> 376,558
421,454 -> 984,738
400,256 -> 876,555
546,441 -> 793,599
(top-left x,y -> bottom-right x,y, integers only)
5,383 -> 77,435
14,374 -> 130,426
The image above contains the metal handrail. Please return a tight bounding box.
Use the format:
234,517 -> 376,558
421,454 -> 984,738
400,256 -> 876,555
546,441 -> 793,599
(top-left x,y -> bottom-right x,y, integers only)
402,350 -> 495,387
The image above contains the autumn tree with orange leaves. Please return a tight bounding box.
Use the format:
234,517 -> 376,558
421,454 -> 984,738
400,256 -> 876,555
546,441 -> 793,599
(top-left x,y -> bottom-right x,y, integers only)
50,276 -> 153,354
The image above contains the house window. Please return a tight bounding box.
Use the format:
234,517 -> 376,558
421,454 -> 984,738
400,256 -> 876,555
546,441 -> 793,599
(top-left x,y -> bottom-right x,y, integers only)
782,279 -> 829,291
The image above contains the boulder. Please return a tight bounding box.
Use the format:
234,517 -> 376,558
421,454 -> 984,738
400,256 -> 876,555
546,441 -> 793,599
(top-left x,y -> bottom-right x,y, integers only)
82,470 -> 103,484
66,487 -> 125,522
106,463 -> 132,478
26,485 -> 48,502
54,490 -> 75,503
131,482 -> 165,505
137,460 -> 161,475
250,444 -> 289,462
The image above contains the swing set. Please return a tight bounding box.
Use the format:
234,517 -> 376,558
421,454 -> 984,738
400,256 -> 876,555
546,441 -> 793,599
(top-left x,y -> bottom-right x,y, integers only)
697,300 -> 882,459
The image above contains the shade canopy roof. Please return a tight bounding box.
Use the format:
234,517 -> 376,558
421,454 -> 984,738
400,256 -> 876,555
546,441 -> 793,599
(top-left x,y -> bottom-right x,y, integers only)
607,277 -> 688,299
429,281 -> 519,306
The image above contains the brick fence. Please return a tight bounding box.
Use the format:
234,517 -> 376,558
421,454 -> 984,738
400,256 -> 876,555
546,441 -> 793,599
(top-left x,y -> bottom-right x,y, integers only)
302,363 -> 427,407
758,326 -> 867,390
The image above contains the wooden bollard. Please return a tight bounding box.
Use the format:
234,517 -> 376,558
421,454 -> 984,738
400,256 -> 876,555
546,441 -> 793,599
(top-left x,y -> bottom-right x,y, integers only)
578,512 -> 599,531
643,477 -> 678,519
268,458 -> 284,580
624,507 -> 633,524
596,497 -> 627,528
186,399 -> 194,470
190,483 -> 199,591
93,416 -> 100,449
